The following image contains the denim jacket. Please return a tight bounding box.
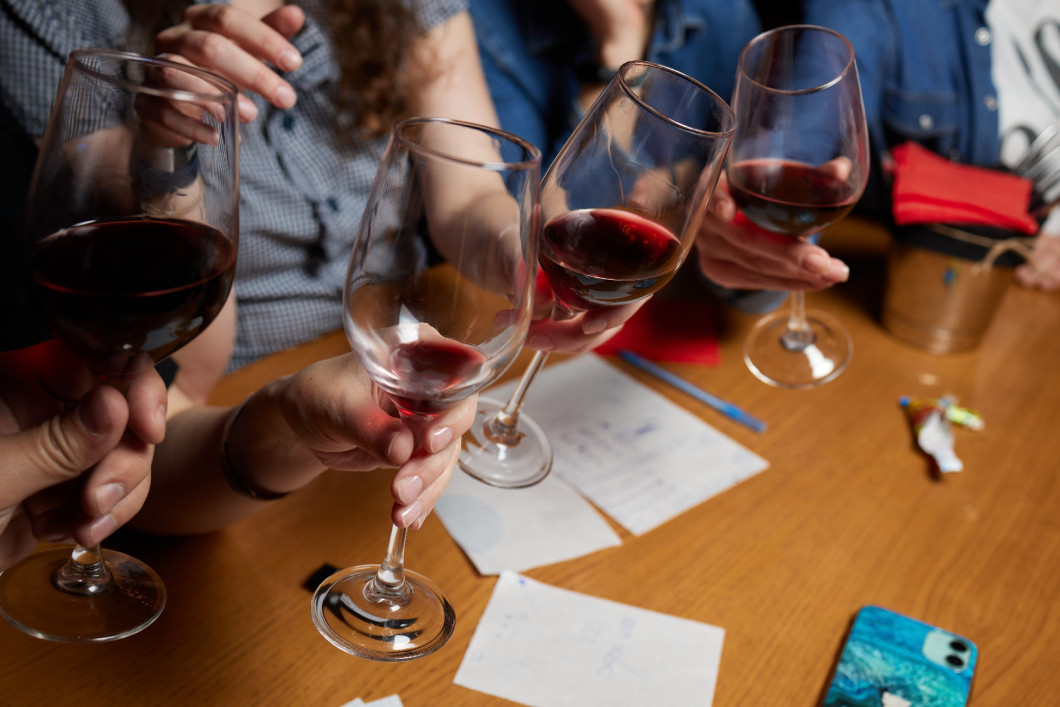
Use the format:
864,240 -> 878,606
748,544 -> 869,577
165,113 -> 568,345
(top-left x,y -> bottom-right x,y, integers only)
803,0 -> 999,213
470,0 -> 761,167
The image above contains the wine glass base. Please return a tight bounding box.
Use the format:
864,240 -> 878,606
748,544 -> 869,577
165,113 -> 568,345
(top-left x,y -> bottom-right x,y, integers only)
458,397 -> 553,488
0,547 -> 166,642
744,308 -> 852,389
311,564 -> 455,662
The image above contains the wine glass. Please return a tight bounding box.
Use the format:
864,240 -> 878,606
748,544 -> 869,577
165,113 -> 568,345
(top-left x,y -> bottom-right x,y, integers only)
727,25 -> 870,388
310,117 -> 541,660
0,50 -> 239,641
459,61 -> 736,488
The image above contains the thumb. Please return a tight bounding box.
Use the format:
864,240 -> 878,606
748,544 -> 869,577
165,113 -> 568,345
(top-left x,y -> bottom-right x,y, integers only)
0,387 -> 128,507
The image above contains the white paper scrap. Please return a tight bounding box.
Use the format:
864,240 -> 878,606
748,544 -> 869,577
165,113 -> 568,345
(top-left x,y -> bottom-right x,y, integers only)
486,355 -> 769,535
339,696 -> 402,707
435,468 -> 621,575
455,573 -> 725,706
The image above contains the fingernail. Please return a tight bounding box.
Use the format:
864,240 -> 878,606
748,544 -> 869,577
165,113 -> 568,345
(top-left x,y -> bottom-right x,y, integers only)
720,198 -> 735,221
397,475 -> 423,504
237,95 -> 259,122
78,392 -> 108,436
830,260 -> 850,281
427,426 -> 453,453
278,49 -> 302,72
273,84 -> 296,108
582,317 -> 607,335
89,514 -> 118,545
803,251 -> 831,276
398,501 -> 423,528
528,334 -> 553,351
385,429 -> 412,464
96,483 -> 125,515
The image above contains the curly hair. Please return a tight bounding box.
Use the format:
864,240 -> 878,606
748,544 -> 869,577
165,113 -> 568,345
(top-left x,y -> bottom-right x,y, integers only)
326,0 -> 422,137
124,0 -> 421,137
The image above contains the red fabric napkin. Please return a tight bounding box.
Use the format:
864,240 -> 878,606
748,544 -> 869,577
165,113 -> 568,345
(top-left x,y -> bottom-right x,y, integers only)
891,141 -> 1038,234
593,295 -> 720,366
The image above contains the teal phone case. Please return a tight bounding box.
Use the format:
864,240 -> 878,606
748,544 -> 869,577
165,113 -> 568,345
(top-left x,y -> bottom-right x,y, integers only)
822,605 -> 977,707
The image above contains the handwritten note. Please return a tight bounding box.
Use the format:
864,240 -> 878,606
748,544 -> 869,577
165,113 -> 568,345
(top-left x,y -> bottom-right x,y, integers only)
455,573 -> 725,706
487,355 -> 768,535
435,469 -> 621,575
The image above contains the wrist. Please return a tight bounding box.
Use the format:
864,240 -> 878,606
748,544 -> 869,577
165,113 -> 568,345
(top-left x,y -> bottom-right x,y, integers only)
129,135 -> 200,194
219,398 -> 291,501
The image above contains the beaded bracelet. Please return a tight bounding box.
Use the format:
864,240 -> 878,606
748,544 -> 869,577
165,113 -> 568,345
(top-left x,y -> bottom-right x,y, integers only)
219,399 -> 290,501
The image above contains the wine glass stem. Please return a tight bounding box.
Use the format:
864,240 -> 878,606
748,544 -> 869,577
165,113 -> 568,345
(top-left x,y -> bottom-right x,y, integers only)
781,290 -> 815,352
54,544 -> 113,596
369,525 -> 408,599
493,350 -> 550,431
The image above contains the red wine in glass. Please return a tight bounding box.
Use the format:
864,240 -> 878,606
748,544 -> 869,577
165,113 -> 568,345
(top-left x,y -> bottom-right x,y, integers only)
539,207 -> 682,310
387,339 -> 487,416
728,159 -> 858,237
1,49 -> 240,644
27,216 -> 236,379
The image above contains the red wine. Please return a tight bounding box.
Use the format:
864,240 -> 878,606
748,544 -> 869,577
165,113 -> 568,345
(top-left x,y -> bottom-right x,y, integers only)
539,208 -> 682,310
387,339 -> 486,416
728,159 -> 858,236
27,216 -> 235,378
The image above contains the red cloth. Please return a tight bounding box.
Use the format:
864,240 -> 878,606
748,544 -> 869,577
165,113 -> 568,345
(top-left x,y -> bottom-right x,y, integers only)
891,141 -> 1038,234
593,295 -> 719,366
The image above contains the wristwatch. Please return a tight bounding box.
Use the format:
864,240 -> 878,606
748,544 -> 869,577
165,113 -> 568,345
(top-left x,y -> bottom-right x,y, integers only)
129,137 -> 201,195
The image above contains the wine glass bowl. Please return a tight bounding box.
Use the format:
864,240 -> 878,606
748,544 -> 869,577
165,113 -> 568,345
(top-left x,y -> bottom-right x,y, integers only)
311,117 -> 541,660
727,25 -> 870,388
459,60 -> 736,488
0,49 -> 239,642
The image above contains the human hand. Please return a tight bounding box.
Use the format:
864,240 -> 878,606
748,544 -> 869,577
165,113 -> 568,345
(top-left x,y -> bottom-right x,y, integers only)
1015,231 -> 1060,291
261,354 -> 476,529
0,341 -> 167,570
522,270 -> 647,354
695,174 -> 851,291
156,3 -> 306,122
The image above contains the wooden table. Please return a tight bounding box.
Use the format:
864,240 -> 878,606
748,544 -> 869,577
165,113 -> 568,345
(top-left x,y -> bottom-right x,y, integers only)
3,219 -> 1059,705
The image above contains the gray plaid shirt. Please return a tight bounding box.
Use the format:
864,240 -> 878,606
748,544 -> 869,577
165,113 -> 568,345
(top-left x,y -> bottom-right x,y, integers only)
1,0 -> 466,370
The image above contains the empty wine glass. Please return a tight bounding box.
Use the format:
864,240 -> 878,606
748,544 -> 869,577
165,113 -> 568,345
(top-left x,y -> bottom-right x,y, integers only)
310,117 -> 541,660
728,25 -> 870,388
0,50 -> 239,641
459,61 -> 736,488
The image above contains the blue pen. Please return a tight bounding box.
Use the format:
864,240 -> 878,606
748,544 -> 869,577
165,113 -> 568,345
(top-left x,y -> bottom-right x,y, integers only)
617,350 -> 767,433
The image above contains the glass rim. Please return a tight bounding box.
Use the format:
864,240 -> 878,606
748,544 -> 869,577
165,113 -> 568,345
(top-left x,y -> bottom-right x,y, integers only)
68,48 -> 239,105
615,60 -> 736,138
737,24 -> 857,95
392,116 -> 543,172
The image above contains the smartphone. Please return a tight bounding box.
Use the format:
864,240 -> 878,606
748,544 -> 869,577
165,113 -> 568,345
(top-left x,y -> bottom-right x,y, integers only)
821,605 -> 978,707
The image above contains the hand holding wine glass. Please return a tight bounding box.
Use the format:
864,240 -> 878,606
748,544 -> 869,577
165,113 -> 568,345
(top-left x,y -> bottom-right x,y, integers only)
0,339 -> 167,571
310,117 -> 541,661
0,49 -> 238,642
459,61 -> 737,489
727,25 -> 869,388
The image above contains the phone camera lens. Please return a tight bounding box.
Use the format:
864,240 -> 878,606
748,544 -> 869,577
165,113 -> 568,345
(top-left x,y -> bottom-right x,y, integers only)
946,655 -> 966,668
950,640 -> 969,652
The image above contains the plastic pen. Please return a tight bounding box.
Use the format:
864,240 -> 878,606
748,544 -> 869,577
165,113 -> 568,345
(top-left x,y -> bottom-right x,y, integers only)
617,350 -> 767,433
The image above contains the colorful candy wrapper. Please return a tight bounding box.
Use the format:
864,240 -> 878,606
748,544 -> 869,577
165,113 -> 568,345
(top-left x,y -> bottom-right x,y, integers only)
900,396 -> 983,473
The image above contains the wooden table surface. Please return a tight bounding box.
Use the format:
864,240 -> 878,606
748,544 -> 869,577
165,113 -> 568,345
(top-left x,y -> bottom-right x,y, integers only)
2,219 -> 1058,705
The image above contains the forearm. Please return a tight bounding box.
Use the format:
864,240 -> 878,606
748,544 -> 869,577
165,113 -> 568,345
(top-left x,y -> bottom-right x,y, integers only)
131,378 -> 323,535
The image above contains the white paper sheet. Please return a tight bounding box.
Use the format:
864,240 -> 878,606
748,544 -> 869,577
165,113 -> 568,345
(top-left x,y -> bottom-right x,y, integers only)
436,468 -> 621,574
339,696 -> 402,707
455,573 -> 725,706
486,355 -> 769,535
